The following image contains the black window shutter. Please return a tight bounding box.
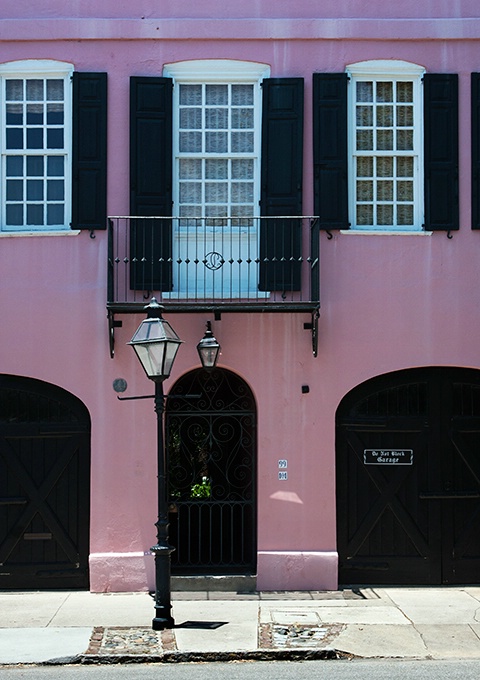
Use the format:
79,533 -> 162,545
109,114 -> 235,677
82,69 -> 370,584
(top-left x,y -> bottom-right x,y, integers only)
313,73 -> 348,230
130,76 -> 173,291
472,73 -> 480,229
260,78 -> 304,291
424,73 -> 459,231
71,72 -> 107,231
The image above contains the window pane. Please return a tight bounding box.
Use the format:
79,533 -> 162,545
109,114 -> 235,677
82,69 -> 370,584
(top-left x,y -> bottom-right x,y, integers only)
357,180 -> 373,201
47,204 -> 64,225
180,158 -> 202,179
377,157 -> 393,177
179,131 -> 202,152
27,179 -> 43,200
6,79 -> 23,100
46,79 -> 64,100
377,82 -> 393,103
27,204 -> 43,224
377,180 -> 393,201
232,158 -> 253,179
357,82 -> 373,103
205,182 -> 228,203
6,156 -> 23,176
398,204 -> 414,225
397,180 -> 413,201
231,131 -> 253,153
47,128 -> 63,149
26,79 -> 43,101
397,105 -> 413,127
179,182 -> 202,203
206,131 -> 228,153
232,84 -> 253,106
27,104 -> 43,124
397,81 -> 413,103
356,129 -> 373,150
206,108 -> 228,129
357,157 -> 373,177
6,179 -> 23,200
377,129 -> 393,150
356,105 -> 373,127
6,103 -> 23,124
6,128 -> 23,149
397,130 -> 413,151
206,159 -> 228,179
6,204 -> 23,225
231,182 -> 253,203
47,156 -> 64,176
27,128 -> 43,149
231,108 -> 254,129
357,204 -> 373,225
27,156 -> 44,175
376,105 -> 393,127
47,179 -> 64,200
47,103 -> 64,125
397,156 -> 413,177
180,107 -> 202,129
179,84 -> 201,106
377,204 -> 393,225
206,84 -> 227,105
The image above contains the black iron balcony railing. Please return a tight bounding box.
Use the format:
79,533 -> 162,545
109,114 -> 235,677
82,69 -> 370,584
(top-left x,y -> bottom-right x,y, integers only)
108,215 -> 319,307
107,215 -> 320,356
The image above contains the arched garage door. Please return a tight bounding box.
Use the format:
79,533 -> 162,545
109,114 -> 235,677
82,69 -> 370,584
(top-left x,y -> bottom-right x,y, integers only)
0,375 -> 91,589
336,367 -> 480,585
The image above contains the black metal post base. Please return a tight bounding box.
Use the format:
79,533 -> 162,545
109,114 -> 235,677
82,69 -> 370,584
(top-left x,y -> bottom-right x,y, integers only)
152,611 -> 175,630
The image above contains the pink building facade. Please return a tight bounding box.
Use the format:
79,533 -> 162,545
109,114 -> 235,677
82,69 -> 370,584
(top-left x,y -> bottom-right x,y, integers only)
1,1 -> 480,591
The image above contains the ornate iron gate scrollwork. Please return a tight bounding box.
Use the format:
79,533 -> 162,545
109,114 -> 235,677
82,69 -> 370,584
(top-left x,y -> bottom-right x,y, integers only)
166,368 -> 256,575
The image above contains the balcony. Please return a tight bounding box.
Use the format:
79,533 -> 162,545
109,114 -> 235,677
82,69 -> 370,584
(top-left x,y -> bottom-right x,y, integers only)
107,216 -> 320,355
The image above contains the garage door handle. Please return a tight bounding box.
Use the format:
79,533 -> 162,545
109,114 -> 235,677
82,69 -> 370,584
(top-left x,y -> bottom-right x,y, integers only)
419,491 -> 480,499
0,497 -> 27,505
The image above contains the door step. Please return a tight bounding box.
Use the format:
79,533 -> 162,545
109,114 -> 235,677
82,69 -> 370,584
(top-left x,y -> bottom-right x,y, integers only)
171,575 -> 257,592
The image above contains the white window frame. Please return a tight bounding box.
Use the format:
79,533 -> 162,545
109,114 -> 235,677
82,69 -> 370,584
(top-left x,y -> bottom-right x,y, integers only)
0,59 -> 73,233
163,60 -> 270,222
346,60 -> 425,232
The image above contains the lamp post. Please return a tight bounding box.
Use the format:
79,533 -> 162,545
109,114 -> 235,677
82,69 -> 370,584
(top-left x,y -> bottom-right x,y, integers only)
128,298 -> 183,630
196,321 -> 221,371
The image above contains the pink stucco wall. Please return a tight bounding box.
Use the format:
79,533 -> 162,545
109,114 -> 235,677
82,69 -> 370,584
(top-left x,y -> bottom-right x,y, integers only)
1,2 -> 480,591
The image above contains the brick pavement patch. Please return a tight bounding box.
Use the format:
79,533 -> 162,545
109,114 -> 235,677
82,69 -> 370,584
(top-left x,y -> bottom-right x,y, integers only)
85,627 -> 177,656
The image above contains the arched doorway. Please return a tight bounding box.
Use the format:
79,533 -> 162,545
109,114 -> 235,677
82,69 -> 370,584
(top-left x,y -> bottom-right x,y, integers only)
166,368 -> 256,575
0,375 -> 91,589
336,367 -> 480,585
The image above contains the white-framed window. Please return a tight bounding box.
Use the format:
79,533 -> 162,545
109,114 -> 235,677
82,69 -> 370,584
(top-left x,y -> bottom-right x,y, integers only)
164,60 -> 269,224
347,60 -> 425,231
163,60 -> 270,296
0,60 -> 73,232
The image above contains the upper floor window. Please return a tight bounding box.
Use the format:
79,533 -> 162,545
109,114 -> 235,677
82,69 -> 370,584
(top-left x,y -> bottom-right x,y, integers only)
0,60 -> 73,232
164,60 -> 269,226
347,61 -> 425,231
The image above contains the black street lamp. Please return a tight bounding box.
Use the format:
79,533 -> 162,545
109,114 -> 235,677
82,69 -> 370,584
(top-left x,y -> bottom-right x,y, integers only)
128,297 -> 183,630
196,321 -> 221,371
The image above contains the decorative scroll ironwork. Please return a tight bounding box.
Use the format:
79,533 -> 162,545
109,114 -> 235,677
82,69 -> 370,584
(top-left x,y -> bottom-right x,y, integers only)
166,369 -> 256,574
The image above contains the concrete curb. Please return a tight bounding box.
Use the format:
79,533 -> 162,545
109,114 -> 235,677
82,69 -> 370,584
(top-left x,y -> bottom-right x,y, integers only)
16,648 -> 356,666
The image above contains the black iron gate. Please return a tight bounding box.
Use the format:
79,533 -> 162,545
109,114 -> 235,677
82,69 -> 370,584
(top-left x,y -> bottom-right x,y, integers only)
336,367 -> 480,585
166,368 -> 256,575
0,375 -> 91,589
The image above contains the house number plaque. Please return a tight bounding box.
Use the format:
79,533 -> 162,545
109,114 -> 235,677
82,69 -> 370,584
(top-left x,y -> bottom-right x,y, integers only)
364,449 -> 413,465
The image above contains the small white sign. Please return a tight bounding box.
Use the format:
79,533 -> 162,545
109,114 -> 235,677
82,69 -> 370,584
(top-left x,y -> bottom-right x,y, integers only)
278,471 -> 288,480
278,459 -> 288,468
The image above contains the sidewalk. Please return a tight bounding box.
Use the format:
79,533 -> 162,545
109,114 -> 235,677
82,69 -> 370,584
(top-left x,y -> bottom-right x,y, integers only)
1,586 -> 480,664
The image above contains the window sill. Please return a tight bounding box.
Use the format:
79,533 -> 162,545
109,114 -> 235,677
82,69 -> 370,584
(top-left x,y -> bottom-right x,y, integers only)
339,229 -> 433,236
0,230 -> 81,238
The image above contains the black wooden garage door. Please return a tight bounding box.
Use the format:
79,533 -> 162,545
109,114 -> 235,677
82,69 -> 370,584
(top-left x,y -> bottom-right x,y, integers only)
0,375 -> 91,589
336,367 -> 480,585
